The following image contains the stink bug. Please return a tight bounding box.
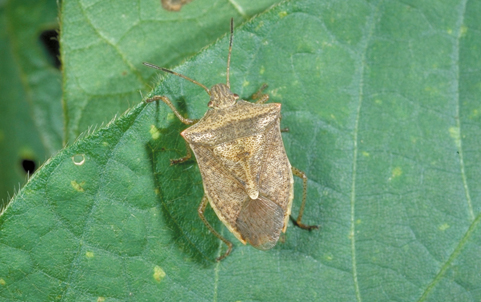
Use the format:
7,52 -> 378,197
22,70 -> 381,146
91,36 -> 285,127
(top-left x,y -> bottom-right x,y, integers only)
144,18 -> 318,261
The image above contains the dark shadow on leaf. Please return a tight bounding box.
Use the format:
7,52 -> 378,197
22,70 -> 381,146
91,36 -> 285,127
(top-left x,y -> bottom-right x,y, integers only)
146,98 -> 220,266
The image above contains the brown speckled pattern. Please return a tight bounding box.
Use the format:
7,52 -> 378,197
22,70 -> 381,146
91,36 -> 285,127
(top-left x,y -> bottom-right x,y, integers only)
182,100 -> 293,248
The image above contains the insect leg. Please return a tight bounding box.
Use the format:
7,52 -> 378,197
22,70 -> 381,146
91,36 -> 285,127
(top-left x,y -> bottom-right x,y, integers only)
146,96 -> 197,164
251,84 -> 270,104
145,95 -> 199,125
170,143 -> 192,165
198,195 -> 233,261
291,166 -> 319,230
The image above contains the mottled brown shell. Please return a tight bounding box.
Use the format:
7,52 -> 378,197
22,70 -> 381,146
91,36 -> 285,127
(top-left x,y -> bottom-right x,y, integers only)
181,100 -> 294,250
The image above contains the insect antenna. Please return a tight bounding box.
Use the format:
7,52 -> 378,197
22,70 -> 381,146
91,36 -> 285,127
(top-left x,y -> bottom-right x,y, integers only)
226,17 -> 234,88
142,62 -> 210,95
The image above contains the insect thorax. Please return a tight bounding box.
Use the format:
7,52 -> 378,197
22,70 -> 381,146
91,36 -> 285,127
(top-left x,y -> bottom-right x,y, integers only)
208,83 -> 239,109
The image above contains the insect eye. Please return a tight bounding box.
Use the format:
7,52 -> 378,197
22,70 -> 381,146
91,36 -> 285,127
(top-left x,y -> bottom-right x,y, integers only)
233,94 -> 239,100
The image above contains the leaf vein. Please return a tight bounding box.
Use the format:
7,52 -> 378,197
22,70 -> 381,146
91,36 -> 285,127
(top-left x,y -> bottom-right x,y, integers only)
350,2 -> 380,302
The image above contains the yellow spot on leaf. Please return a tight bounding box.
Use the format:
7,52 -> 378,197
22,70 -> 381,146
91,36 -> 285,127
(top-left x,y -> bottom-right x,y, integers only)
439,223 -> 450,231
71,180 -> 85,192
449,126 -> 461,148
86,251 -> 94,258
167,112 -> 175,121
259,66 -> 265,74
375,99 -> 382,105
0,278 -> 6,286
424,86 -> 435,93
469,109 -> 479,119
362,151 -> 369,157
97,297 -> 105,302
392,167 -> 402,178
242,80 -> 249,87
356,219 -> 362,225
270,87 -> 281,98
447,28 -> 453,35
278,11 -> 287,18
149,125 -> 161,140
153,265 -> 166,283
460,25 -> 468,37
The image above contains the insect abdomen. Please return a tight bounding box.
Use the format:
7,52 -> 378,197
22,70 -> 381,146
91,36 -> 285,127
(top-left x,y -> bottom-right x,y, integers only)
236,196 -> 284,250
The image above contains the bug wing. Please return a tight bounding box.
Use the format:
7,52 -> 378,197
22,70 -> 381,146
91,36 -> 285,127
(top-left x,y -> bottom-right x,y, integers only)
191,144 -> 249,244
258,117 -> 294,233
236,195 -> 284,250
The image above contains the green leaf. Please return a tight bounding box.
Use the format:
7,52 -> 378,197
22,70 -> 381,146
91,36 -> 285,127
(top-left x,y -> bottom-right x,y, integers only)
61,0 -> 283,143
0,0 -> 63,209
2,0 -> 481,301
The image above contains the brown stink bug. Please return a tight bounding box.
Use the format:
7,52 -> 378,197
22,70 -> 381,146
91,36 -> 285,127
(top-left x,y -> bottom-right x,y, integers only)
143,18 -> 318,261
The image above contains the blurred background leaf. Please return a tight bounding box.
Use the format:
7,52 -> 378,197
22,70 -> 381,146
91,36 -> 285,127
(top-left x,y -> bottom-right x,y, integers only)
1,0 -> 481,301
0,0 -> 62,209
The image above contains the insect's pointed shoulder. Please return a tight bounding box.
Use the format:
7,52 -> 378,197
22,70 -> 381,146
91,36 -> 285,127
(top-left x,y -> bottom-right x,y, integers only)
232,100 -> 281,118
182,101 -> 281,146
